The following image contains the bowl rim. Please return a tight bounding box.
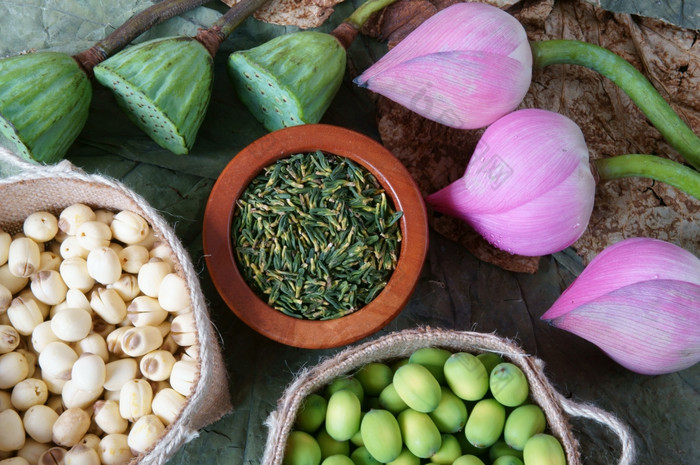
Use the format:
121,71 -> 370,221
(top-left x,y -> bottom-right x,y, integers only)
203,124 -> 429,349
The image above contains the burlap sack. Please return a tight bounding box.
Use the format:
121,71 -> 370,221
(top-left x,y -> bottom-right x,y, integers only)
0,149 -> 231,464
262,326 -> 636,465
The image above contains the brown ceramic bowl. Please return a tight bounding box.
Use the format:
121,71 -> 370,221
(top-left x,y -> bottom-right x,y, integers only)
203,124 -> 428,349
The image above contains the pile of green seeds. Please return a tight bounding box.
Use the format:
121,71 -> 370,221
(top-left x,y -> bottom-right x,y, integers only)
231,151 -> 403,320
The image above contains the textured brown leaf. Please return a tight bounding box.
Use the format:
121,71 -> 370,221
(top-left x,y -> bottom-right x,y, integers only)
361,0 -> 700,272
221,0 -> 344,28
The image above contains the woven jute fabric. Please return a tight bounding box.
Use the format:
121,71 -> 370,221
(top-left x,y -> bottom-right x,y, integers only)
262,326 -> 636,465
0,150 -> 232,464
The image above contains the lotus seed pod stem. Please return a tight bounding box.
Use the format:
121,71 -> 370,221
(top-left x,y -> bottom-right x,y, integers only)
52,407 -> 91,447
93,400 -> 128,435
0,409 -> 26,451
11,378 -> 48,410
23,211 -> 59,243
0,351 -> 29,389
8,237 -> 41,278
0,324 -> 20,354
23,404 -> 59,444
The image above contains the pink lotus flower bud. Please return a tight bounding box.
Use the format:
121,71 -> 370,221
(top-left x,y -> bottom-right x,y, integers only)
425,109 -> 595,256
354,2 -> 532,129
541,238 -> 700,375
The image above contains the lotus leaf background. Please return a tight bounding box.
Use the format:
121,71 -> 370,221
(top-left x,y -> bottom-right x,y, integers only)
0,1 -> 698,464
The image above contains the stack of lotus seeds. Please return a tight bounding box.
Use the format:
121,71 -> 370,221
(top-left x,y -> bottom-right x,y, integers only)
0,204 -> 197,465
286,348 -> 567,465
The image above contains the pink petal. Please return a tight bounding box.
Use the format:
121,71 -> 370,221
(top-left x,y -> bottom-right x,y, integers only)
547,279 -> 700,375
358,50 -> 531,129
356,2 -> 531,83
542,238 -> 700,319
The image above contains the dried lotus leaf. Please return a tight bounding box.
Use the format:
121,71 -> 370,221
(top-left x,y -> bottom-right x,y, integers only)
221,0 -> 343,29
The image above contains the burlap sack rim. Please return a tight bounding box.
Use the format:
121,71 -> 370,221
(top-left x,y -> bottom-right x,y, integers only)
261,326 -> 636,465
0,151 -> 233,465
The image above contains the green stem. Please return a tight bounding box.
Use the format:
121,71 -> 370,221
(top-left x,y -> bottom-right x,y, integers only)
594,154 -> 700,200
345,0 -> 398,29
73,0 -> 210,76
531,40 -> 700,171
195,0 -> 272,56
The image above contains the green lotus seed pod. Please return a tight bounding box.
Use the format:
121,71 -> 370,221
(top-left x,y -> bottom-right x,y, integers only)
321,455 -> 355,465
452,455 -> 486,465
493,456 -> 525,465
489,440 -> 523,461
325,376 -> 364,403
393,363 -> 442,413
316,427 -> 350,459
489,363 -> 529,408
397,409 -> 442,459
504,405 -> 546,451
378,383 -> 408,415
443,352 -> 489,401
429,386 -> 468,433
351,446 -> 382,465
356,362 -> 394,396
227,31 -> 345,132
408,347 -> 452,384
386,447 -> 420,465
430,434 -> 462,465
0,51 -> 91,163
296,393 -> 327,433
284,431 -> 322,465
476,352 -> 504,375
94,36 -> 214,155
361,409 -> 403,463
465,398 -> 506,449
522,434 -> 566,465
325,389 -> 362,441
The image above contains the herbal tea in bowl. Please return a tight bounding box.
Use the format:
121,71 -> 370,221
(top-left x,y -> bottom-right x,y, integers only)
203,124 -> 428,349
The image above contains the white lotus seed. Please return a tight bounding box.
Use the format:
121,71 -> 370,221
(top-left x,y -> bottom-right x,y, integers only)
127,296 -> 168,327
0,456 -> 30,465
30,270 -> 68,306
64,443 -> 101,465
106,274 -> 140,301
118,245 -> 149,274
38,251 -> 62,272
93,400 -> 128,435
75,221 -> 111,251
86,246 -> 121,285
39,447 -> 68,465
59,236 -> 89,260
152,388 -> 186,426
74,332 -> 109,362
93,209 -> 115,226
16,438 -> 50,464
59,204 -> 96,235
38,341 -> 78,380
89,287 -> 127,325
7,237 -> 41,278
98,434 -> 133,465
0,229 -> 11,266
51,307 -> 92,342
104,358 -> 138,392
120,326 -> 163,358
30,321 -> 59,353
0,409 -> 26,451
170,311 -> 197,347
61,379 -> 103,410
105,326 -> 132,357
64,289 -> 91,312
110,211 -> 149,245
0,351 -> 29,389
23,211 -> 59,243
0,264 -> 29,295
119,378 -> 153,421
59,257 -> 95,292
169,359 -> 197,396
139,350 -> 176,382
11,378 -> 48,410
0,284 -> 11,314
127,414 -> 165,455
0,325 -> 20,354
7,296 -> 44,337
137,258 -> 171,298
52,407 -> 91,448
42,372 -> 68,396
147,241 -> 175,268
78,434 -> 101,453
157,273 -> 190,313
71,354 -> 106,392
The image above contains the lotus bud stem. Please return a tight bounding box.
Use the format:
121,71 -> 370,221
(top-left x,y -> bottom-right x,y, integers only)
152,388 -> 186,426
137,258 -> 172,298
86,247 -> 122,285
118,245 -> 150,274
51,307 -> 93,342
170,312 -> 197,347
169,359 -> 197,396
7,297 -> 44,336
38,341 -> 78,381
8,237 -> 41,278
119,378 -> 153,422
59,205 -> 96,236
157,273 -> 190,313
31,270 -> 68,306
140,350 -> 177,382
110,211 -> 150,245
98,434 -> 133,465
63,443 -> 101,465
23,212 -> 59,243
59,257 -> 95,292
120,326 -> 163,358
127,414 -> 165,455
52,407 -> 91,448
74,333 -> 109,363
38,251 -> 62,273
0,409 -> 26,451
127,296 -> 168,327
59,237 -> 89,260
0,229 -> 11,265
31,321 -> 59,353
75,222 -> 112,252
23,404 -> 59,444
104,358 -> 138,392
0,324 -> 20,354
90,287 -> 127,325
93,400 -> 128,435
11,378 -> 48,410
